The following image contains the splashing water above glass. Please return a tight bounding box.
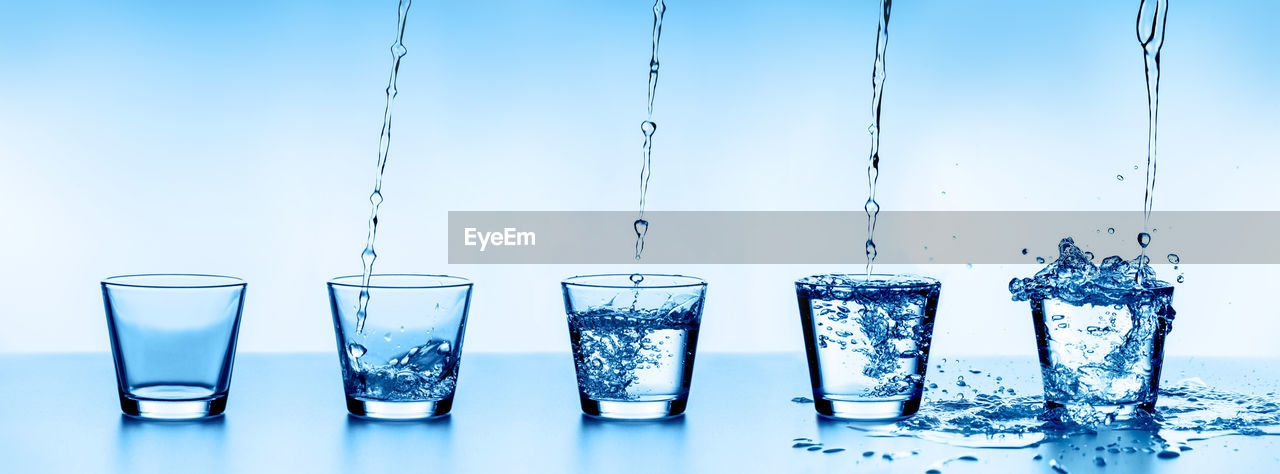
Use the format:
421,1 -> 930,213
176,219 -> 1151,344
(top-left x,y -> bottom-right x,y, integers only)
356,0 -> 413,334
634,0 -> 665,261
863,0 -> 891,275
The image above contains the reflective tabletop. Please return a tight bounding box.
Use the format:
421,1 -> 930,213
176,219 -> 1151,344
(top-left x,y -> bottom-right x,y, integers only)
1,353 -> 1276,473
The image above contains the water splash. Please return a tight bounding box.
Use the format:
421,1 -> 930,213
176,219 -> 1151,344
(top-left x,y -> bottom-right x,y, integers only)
842,377 -> 1280,449
863,0 -> 891,274
1135,0 -> 1168,261
1009,238 -> 1167,306
355,0 -> 413,334
634,0 -> 666,261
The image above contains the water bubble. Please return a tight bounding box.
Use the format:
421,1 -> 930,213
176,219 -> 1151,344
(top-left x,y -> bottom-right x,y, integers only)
347,343 -> 366,358
1138,232 -> 1151,248
1167,253 -> 1179,264
1094,457 -> 1106,467
1021,248 -> 1029,255
1107,227 -> 1115,234
399,325 -> 405,332
1176,275 -> 1184,283
640,120 -> 657,135
383,332 -> 392,342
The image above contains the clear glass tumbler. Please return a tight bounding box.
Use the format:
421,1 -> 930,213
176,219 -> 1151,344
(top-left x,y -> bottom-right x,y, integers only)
562,274 -> 707,420
1030,285 -> 1175,424
102,274 -> 247,420
795,274 -> 941,421
328,274 -> 473,420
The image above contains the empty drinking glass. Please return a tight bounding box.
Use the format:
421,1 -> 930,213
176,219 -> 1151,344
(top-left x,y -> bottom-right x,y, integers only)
328,274 -> 473,420
102,274 -> 248,420
562,274 -> 707,420
795,274 -> 941,420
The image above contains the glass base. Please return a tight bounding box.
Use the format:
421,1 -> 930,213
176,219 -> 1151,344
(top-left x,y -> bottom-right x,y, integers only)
345,397 -> 453,420
580,396 -> 687,420
1045,400 -> 1156,425
814,396 -> 920,421
119,392 -> 227,420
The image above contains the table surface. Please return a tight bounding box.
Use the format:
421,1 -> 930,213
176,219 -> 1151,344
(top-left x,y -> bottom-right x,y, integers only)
1,353 -> 1276,474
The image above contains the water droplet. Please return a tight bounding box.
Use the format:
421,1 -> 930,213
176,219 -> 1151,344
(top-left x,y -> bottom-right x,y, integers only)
1138,232 -> 1151,248
861,451 -> 875,457
399,325 -> 405,332
1036,257 -> 1046,264
1049,459 -> 1069,473
383,332 -> 392,342
1167,253 -> 1179,264
1107,227 -> 1116,234
1021,248 -> 1029,255
1176,275 -> 1184,283
1157,449 -> 1180,459
1094,457 -> 1106,466
347,343 -> 366,358
1117,174 -> 1125,181
640,120 -> 656,134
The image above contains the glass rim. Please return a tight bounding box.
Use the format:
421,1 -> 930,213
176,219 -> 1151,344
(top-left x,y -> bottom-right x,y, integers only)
562,273 -> 706,289
328,273 -> 473,289
795,273 -> 940,289
101,273 -> 246,289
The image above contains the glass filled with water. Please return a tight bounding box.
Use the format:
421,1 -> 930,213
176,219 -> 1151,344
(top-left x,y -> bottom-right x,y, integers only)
795,274 -> 941,420
562,274 -> 707,420
328,274 -> 472,420
1030,285 -> 1175,423
102,274 -> 247,420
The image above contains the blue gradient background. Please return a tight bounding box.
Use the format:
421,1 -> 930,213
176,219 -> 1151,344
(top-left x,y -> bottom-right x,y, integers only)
1,1 -> 1277,356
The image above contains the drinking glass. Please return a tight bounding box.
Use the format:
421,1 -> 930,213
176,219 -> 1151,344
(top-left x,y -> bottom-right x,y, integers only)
1030,285 -> 1175,423
102,274 -> 247,420
562,274 -> 707,420
795,274 -> 941,420
329,274 -> 473,420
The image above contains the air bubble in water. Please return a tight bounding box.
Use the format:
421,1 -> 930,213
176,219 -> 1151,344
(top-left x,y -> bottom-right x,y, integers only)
347,343 -> 367,358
